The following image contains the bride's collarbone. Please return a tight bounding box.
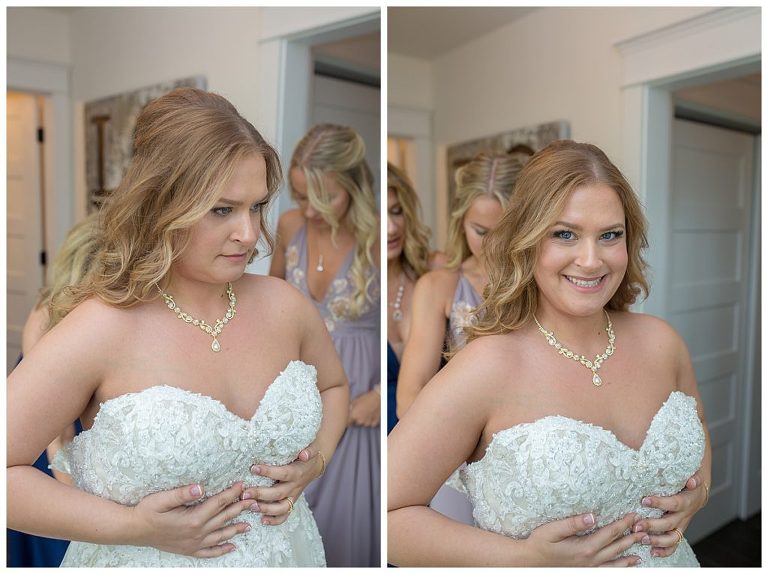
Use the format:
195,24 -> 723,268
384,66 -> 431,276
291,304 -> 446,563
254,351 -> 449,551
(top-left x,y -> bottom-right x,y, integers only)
481,367 -> 675,449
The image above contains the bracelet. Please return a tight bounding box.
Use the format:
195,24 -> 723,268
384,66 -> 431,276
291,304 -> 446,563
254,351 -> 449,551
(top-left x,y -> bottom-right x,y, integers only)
702,482 -> 710,508
316,451 -> 327,478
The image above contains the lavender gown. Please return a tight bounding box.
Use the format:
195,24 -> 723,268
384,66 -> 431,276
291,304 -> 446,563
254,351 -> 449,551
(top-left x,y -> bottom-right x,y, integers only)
285,224 -> 381,567
430,271 -> 481,525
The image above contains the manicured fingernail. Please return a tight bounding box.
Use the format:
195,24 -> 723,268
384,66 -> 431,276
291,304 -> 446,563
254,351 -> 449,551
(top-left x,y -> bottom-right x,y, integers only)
634,523 -> 644,532
228,544 -> 236,553
250,502 -> 260,511
244,524 -> 251,532
190,484 -> 202,497
651,550 -> 659,558
641,497 -> 652,506
635,557 -> 642,565
642,535 -> 651,545
583,513 -> 595,526
251,465 -> 261,475
241,491 -> 253,500
690,477 -> 698,487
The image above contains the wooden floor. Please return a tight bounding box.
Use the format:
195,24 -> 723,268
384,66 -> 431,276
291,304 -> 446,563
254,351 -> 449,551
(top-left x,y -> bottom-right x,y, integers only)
691,512 -> 761,567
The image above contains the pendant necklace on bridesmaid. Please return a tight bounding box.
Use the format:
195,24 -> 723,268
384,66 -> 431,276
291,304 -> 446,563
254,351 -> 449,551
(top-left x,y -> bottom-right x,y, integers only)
391,273 -> 405,322
533,309 -> 615,386
157,282 -> 236,352
316,254 -> 324,272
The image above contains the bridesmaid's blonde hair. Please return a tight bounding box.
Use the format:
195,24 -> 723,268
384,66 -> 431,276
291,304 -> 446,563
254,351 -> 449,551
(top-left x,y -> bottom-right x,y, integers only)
467,140 -> 650,343
290,124 -> 378,318
445,153 -> 525,269
387,162 -> 431,281
43,213 -> 101,328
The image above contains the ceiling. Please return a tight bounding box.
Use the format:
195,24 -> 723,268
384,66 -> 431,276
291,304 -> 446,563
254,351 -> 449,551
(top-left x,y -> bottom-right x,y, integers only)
388,7 -> 537,60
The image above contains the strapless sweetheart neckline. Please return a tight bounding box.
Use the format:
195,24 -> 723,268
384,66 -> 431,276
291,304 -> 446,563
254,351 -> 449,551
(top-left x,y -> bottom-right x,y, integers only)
471,390 -> 691,465
53,358 -> 325,566
86,359 -> 311,429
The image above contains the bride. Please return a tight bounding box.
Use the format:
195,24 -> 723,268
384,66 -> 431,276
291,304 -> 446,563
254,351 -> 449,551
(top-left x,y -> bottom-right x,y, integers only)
388,140 -> 712,567
7,88 -> 349,567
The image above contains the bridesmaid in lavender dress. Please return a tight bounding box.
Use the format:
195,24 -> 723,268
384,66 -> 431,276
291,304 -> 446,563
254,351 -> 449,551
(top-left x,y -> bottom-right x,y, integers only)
396,152 -> 527,524
271,124 -> 380,567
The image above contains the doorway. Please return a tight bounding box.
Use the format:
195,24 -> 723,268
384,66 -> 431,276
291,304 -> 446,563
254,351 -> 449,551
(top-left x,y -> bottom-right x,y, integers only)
643,66 -> 761,543
276,13 -> 380,216
7,91 -> 46,374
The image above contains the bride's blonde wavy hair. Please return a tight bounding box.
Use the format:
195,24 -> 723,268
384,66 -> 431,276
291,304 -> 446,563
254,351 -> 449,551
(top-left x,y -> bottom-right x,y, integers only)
290,124 -> 378,318
466,140 -> 650,344
445,153 -> 525,269
387,162 -> 431,281
54,88 -> 282,322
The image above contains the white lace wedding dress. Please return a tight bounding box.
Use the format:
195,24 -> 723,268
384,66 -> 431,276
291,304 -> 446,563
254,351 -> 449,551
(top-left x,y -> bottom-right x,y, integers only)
459,391 -> 705,567
51,360 -> 326,567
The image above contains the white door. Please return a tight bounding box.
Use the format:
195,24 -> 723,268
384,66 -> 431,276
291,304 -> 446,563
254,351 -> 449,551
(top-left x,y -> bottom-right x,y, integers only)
7,91 -> 45,374
312,74 -> 381,199
667,118 -> 756,542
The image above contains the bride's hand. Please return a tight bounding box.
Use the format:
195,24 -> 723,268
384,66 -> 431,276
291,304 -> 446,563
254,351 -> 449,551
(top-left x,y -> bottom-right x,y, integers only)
523,512 -> 646,567
130,481 -> 254,558
632,472 -> 707,558
241,445 -> 323,526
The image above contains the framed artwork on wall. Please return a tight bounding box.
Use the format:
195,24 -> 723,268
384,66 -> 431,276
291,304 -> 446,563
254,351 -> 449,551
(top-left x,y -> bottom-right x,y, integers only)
84,75 -> 207,212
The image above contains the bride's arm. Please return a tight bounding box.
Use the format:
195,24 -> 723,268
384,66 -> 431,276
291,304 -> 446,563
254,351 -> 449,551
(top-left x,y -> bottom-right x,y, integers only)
388,338 -> 645,567
241,290 -> 349,524
297,293 -> 349,476
7,299 -> 254,556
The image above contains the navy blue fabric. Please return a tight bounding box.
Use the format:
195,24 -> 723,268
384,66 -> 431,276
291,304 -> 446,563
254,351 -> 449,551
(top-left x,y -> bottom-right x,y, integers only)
387,342 -> 399,434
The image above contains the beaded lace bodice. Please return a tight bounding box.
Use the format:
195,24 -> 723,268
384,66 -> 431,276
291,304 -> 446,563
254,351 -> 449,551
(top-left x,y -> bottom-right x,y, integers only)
460,391 -> 705,567
52,360 -> 326,567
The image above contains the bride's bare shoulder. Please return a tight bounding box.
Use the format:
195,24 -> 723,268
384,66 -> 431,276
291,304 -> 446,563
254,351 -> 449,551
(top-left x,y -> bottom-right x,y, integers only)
440,331 -> 529,393
616,311 -> 684,345
236,273 -> 315,318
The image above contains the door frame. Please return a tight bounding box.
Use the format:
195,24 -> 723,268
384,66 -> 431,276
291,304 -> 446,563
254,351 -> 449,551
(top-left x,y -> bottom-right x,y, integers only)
277,13 -> 379,210
7,57 -> 74,258
615,6 -> 761,531
252,8 -> 379,275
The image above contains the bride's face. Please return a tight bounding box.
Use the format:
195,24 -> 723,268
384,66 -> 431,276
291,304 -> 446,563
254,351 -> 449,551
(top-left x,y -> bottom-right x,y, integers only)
533,183 -> 628,319
173,153 -> 269,285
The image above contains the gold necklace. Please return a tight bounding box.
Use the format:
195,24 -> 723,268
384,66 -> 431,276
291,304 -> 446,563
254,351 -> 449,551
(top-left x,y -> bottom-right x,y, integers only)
533,309 -> 615,387
158,283 -> 236,352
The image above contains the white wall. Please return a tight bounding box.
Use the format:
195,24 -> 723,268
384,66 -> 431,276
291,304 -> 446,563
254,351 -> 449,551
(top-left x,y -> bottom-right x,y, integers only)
7,7 -> 71,65
388,53 -> 433,111
430,6 -> 714,165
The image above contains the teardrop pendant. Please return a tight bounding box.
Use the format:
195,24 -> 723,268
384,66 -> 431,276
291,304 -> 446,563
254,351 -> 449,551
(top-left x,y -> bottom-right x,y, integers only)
211,338 -> 221,352
592,372 -> 602,386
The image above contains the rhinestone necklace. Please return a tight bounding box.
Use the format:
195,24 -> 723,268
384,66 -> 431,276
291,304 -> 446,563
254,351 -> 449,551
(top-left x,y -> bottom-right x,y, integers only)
390,273 -> 405,322
533,309 -> 615,386
157,282 -> 236,352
